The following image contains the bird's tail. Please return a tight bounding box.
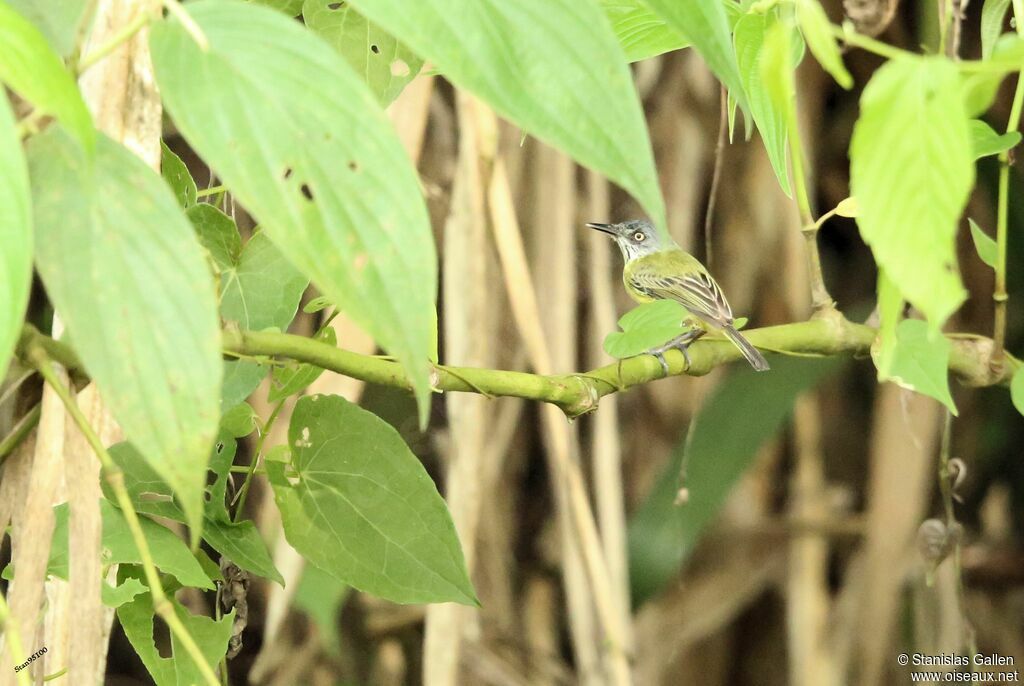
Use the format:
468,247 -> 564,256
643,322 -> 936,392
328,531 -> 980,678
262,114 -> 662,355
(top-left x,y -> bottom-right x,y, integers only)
722,324 -> 770,372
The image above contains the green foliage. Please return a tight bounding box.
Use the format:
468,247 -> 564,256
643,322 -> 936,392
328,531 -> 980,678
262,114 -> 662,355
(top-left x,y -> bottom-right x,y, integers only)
3,0 -> 91,57
0,94 -> 31,383
117,567 -> 235,686
0,2 -> 93,153
45,500 -> 214,589
188,204 -> 242,270
344,0 -> 667,230
796,0 -> 852,89
851,57 -> 972,328
250,0 -> 304,15
969,218 -> 999,268
294,563 -> 349,654
151,0 -> 438,425
981,0 -> 1012,58
220,232 -> 309,331
220,401 -> 258,437
603,300 -> 689,359
645,0 -> 749,115
28,130 -> 221,537
102,577 -> 148,608
267,394 -> 477,605
599,0 -> 689,62
875,319 -> 958,414
969,118 -> 1021,159
628,357 -> 840,604
161,141 -> 197,208
303,0 -> 423,105
220,360 -> 268,410
105,440 -> 284,585
1011,367 -> 1024,416
874,269 -> 903,376
269,326 -> 336,402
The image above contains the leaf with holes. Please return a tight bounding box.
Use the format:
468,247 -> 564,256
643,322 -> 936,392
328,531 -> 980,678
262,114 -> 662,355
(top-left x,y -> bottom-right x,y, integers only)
0,1 -> 93,154
0,92 -> 31,383
151,0 -> 437,426
267,394 -> 477,605
850,57 -> 972,328
599,0 -> 689,62
303,0 -> 423,105
343,0 -> 665,230
28,130 -> 221,537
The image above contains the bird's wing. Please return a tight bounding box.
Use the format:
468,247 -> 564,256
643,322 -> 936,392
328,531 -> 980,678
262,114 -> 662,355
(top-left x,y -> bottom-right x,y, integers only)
628,263 -> 734,327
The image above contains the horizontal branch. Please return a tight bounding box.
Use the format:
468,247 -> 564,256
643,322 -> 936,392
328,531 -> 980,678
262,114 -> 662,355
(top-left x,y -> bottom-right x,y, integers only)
19,316 -> 1017,420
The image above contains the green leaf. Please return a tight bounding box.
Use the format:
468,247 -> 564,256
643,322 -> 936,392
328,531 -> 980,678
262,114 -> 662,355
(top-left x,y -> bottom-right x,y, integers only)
267,394 -> 477,605
294,564 -> 348,655
151,0 -> 438,426
0,2 -> 94,154
102,576 -> 148,608
106,440 -> 283,584
268,326 -> 336,402
0,91 -> 31,383
1011,367 -> 1024,416
202,519 -> 285,586
603,300 -> 689,359
250,0 -> 304,15
46,500 -> 214,589
969,118 -> 1021,159
628,356 -> 840,604
982,0 -> 1012,58
875,319 -> 957,414
4,0 -> 91,57
221,360 -> 268,410
850,57 -> 971,328
969,218 -> 998,268
221,401 -> 258,438
303,295 -> 333,314
961,35 -> 1022,116
302,0 -> 423,105
220,231 -> 308,331
161,141 -> 197,208
343,0 -> 666,230
117,567 -> 234,686
796,0 -> 852,89
834,196 -> 859,217
28,130 -> 222,537
599,0 -> 690,62
645,0 -> 749,115
187,204 -> 242,271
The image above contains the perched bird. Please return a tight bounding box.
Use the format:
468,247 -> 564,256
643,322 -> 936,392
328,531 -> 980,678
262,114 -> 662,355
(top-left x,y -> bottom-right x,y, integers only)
587,219 -> 769,373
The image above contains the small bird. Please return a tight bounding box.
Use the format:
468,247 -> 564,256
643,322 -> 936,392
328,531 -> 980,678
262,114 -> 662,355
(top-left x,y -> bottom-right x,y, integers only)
587,219 -> 769,373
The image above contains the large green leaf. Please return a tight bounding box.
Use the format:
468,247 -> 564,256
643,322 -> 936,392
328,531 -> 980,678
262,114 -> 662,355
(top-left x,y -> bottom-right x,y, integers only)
850,57 -> 972,327
302,0 -> 423,105
735,11 -> 792,196
343,0 -> 666,230
117,567 -> 234,686
267,394 -> 477,605
875,319 -> 957,414
151,0 -> 438,426
0,1 -> 94,153
0,93 -> 31,382
599,0 -> 690,62
645,0 -> 748,114
628,357 -> 839,604
28,130 -> 222,536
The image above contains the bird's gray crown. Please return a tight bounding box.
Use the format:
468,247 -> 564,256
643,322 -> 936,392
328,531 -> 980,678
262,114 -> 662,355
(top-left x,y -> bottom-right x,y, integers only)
585,218 -> 665,262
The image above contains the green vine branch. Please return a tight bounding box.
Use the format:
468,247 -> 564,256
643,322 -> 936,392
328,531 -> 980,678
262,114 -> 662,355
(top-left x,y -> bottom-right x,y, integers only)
23,341 -> 221,686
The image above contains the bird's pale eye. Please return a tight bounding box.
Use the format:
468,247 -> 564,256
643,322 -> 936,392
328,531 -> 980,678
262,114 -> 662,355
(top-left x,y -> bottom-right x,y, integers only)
633,232 -> 645,242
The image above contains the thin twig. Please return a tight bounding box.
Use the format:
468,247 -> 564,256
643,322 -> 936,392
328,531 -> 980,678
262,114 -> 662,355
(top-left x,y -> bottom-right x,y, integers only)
0,403 -> 41,467
25,342 -> 221,686
704,86 -> 729,272
232,398 -> 285,520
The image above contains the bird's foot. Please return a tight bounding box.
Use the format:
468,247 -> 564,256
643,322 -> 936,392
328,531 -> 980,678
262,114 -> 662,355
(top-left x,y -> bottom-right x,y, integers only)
646,329 -> 704,377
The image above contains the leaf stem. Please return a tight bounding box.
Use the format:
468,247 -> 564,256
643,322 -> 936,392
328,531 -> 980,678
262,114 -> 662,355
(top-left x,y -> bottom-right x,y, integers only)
162,0 -> 209,50
196,184 -> 227,199
76,10 -> 151,75
24,340 -> 220,686
232,398 -> 285,521
0,403 -> 41,467
0,589 -> 32,686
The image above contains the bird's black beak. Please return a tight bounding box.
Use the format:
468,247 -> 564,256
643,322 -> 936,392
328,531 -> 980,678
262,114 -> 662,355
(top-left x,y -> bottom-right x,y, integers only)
585,222 -> 617,236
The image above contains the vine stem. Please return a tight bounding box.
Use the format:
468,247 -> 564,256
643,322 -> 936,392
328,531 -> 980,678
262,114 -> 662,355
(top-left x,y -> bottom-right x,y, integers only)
232,398 -> 285,521
25,343 -> 220,686
0,589 -> 32,686
993,0 -> 1024,363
